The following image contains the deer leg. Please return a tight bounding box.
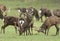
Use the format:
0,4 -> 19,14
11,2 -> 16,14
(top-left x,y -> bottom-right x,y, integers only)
26,29 -> 28,35
1,24 -> 8,34
30,27 -> 33,35
46,28 -> 49,35
40,14 -> 43,22
24,28 -> 28,36
14,22 -> 17,33
23,31 -> 25,36
55,24 -> 59,35
45,29 -> 46,35
30,24 -> 33,35
41,16 -> 43,22
28,27 -> 31,35
15,27 -> 17,34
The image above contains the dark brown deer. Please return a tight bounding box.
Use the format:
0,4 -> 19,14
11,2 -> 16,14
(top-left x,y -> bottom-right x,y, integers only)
18,10 -> 34,35
39,7 -> 52,22
36,16 -> 60,35
29,7 -> 40,21
1,16 -> 19,34
18,17 -> 29,35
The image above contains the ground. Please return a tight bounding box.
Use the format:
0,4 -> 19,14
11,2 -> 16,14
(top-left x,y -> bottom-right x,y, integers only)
0,0 -> 60,41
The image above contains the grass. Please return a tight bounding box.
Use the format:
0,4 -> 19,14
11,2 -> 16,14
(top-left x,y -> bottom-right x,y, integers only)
0,0 -> 60,41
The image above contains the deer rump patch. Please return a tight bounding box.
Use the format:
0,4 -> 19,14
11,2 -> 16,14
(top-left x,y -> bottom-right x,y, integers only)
39,10 -> 42,14
19,20 -> 25,26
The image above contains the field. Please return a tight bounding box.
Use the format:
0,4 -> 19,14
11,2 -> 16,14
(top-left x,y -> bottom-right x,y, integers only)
0,0 -> 60,41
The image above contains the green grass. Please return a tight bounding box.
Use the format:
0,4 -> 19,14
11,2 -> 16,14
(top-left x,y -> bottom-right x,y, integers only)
0,0 -> 60,41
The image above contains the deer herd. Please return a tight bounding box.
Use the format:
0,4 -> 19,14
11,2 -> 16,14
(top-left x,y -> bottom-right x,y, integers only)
0,4 -> 60,36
